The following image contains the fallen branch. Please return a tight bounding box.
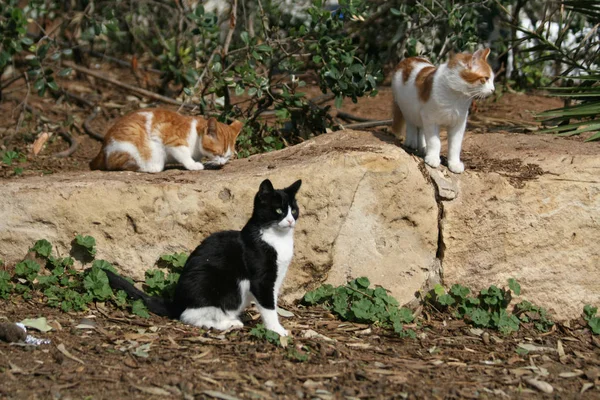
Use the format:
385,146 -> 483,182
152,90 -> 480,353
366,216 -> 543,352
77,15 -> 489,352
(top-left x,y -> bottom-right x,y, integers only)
63,61 -> 196,109
53,128 -> 79,158
83,107 -> 104,142
337,119 -> 393,130
336,111 -> 373,123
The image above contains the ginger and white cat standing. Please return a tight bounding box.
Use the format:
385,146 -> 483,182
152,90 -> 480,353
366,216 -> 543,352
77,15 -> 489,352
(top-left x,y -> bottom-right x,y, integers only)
391,48 -> 495,173
90,109 -> 242,172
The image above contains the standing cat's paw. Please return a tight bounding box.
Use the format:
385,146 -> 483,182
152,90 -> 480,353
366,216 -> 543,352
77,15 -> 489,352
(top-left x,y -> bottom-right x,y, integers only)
268,324 -> 289,337
448,161 -> 465,174
186,162 -> 205,171
424,155 -> 441,168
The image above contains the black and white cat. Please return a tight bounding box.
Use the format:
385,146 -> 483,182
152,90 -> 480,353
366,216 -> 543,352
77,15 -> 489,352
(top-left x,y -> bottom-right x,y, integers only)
105,179 -> 302,336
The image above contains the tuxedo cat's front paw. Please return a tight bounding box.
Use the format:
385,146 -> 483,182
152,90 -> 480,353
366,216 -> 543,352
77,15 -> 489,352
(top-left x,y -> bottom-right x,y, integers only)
268,324 -> 289,337
186,162 -> 205,171
424,155 -> 441,168
448,161 -> 465,174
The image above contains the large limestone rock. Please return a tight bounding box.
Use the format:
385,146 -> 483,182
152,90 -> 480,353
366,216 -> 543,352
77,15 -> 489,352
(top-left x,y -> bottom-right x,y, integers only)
0,131 -> 439,305
1,129 -> 598,320
442,133 -> 600,320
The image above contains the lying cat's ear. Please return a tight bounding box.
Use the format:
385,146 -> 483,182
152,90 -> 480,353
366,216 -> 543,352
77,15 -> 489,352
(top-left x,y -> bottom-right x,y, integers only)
258,179 -> 275,198
229,120 -> 244,137
284,179 -> 302,197
473,48 -> 491,61
206,117 -> 218,138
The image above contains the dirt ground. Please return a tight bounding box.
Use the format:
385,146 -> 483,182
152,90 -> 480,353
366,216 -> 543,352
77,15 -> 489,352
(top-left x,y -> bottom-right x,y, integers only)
2,297 -> 600,400
2,63 -> 600,399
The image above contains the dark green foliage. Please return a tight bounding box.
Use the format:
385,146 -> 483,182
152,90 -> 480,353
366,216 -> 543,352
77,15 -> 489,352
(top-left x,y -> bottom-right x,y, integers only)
74,235 -> 97,257
514,300 -> 554,332
31,239 -> 53,258
583,305 -> 600,335
427,280 -> 554,335
144,252 -> 186,299
250,323 -> 310,361
250,323 -> 283,345
158,253 -> 188,271
303,277 -> 415,338
3,237 -> 150,317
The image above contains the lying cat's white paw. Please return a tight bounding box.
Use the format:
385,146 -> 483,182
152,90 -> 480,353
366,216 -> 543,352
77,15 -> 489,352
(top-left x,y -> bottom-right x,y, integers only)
186,162 -> 205,171
424,155 -> 441,168
448,161 -> 465,174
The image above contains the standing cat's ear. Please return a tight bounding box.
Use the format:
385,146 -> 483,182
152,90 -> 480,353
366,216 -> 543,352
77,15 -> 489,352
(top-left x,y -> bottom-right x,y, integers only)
284,179 -> 302,197
206,117 -> 218,138
229,120 -> 244,137
473,48 -> 491,61
258,179 -> 275,198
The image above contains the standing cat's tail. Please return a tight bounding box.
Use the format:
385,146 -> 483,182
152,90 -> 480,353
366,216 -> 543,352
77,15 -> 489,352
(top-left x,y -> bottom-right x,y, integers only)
89,150 -> 106,170
391,99 -> 406,141
104,269 -> 173,318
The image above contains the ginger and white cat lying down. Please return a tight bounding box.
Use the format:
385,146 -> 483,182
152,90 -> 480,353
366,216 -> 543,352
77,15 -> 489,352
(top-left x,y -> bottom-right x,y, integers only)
90,108 -> 243,173
391,48 -> 495,173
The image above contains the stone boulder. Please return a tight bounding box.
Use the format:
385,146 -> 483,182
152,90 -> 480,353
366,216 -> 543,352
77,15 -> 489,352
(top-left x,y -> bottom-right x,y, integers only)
442,133 -> 600,320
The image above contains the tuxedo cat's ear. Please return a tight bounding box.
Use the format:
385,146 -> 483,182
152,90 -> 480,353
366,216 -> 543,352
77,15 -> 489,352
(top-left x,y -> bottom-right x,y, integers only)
206,117 -> 218,138
473,48 -> 491,61
284,179 -> 302,197
258,179 -> 275,199
229,120 -> 244,137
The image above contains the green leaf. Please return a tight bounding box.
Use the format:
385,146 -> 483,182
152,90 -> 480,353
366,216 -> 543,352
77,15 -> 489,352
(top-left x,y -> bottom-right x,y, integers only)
75,234 -> 97,256
241,31 -> 250,45
334,95 -> 343,109
470,309 -> 490,327
131,300 -> 150,318
355,277 -> 370,289
508,278 -> 521,296
31,239 -> 53,258
58,68 -> 72,77
433,284 -> 445,296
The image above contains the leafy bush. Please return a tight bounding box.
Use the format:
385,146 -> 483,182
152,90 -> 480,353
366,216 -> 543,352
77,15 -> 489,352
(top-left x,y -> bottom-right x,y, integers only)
2,237 -> 149,317
303,277 -> 415,337
427,279 -> 554,334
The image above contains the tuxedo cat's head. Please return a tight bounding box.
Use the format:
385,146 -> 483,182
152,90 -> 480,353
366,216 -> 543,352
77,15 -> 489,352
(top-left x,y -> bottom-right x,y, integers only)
447,48 -> 495,99
252,179 -> 302,231
198,117 -> 243,167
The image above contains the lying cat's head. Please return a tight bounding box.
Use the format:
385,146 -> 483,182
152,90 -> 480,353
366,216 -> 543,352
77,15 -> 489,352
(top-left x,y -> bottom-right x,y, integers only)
198,117 -> 243,167
253,179 -> 302,230
447,48 -> 495,99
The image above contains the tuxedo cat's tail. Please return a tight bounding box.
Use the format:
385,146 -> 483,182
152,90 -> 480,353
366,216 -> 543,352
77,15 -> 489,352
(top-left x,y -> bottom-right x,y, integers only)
104,270 -> 174,318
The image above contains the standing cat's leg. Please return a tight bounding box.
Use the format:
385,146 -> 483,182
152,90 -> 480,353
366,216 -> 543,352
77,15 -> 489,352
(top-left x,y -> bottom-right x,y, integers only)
447,116 -> 468,173
421,122 -> 441,168
417,130 -> 427,155
404,122 -> 419,150
251,282 -> 288,336
167,146 -> 204,171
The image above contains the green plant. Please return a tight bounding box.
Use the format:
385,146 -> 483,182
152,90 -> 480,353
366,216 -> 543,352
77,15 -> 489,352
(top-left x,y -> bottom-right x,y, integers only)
428,280 -> 522,334
4,238 -> 150,317
0,270 -> 13,299
250,323 -> 284,345
514,300 -> 554,332
303,277 -> 415,338
250,323 -> 309,361
158,253 -> 188,271
583,305 -> 600,335
1,150 -> 24,166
